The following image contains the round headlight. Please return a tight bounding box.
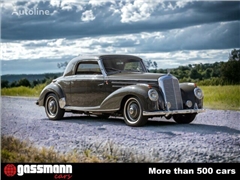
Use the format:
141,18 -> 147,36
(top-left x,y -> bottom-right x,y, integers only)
148,89 -> 159,101
194,88 -> 203,99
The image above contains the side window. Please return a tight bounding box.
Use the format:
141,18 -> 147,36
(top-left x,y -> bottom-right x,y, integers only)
75,62 -> 101,75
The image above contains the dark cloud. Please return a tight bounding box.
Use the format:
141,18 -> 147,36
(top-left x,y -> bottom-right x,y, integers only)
134,21 -> 240,52
23,41 -> 49,47
2,1 -> 239,41
16,1 -> 28,6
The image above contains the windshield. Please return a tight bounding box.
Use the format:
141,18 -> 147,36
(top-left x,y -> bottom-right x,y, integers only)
102,58 -> 147,74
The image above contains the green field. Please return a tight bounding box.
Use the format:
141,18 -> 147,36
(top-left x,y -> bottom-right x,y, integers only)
1,85 -> 240,111
199,85 -> 240,111
1,83 -> 46,97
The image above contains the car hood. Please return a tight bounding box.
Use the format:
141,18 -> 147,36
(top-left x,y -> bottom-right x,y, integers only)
107,72 -> 166,81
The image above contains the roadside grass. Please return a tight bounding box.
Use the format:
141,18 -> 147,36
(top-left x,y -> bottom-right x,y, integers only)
199,85 -> 240,111
1,83 -> 46,97
1,135 -> 154,163
1,84 -> 240,111
1,135 -> 103,163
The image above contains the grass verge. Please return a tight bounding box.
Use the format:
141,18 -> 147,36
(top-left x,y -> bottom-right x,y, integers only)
1,84 -> 46,97
1,135 -> 105,163
200,85 -> 240,111
1,135 -> 156,163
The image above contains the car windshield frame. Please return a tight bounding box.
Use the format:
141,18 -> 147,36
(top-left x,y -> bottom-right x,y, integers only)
101,57 -> 148,75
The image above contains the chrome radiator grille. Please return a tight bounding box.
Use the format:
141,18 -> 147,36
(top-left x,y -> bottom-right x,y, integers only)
159,74 -> 183,110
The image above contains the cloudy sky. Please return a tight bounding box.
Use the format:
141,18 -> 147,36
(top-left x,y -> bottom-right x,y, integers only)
1,0 -> 240,75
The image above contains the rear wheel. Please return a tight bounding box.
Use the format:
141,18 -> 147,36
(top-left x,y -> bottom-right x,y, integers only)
173,113 -> 197,124
45,93 -> 65,120
123,97 -> 147,127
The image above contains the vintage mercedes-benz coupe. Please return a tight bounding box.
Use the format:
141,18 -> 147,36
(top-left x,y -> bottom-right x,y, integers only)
36,54 -> 205,127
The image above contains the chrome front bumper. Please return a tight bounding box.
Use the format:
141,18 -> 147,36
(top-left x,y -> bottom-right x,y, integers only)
143,108 -> 205,116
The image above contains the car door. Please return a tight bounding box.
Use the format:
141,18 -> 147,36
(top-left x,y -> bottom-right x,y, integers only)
70,61 -> 108,107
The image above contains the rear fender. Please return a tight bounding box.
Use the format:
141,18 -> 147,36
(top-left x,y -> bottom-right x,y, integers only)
37,83 -> 65,107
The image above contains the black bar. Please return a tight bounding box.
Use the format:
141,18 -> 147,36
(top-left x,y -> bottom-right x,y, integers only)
1,163 -> 239,179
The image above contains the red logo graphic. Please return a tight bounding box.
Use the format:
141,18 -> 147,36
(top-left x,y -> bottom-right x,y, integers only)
4,164 -> 17,177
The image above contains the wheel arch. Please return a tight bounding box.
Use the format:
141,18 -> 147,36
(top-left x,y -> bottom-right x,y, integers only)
40,83 -> 65,107
120,94 -> 138,113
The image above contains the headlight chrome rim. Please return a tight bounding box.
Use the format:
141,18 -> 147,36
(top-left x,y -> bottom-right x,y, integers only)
148,89 -> 159,101
194,88 -> 203,99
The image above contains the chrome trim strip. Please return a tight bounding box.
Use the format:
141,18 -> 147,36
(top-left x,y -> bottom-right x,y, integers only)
64,106 -> 118,112
111,81 -> 137,84
112,79 -> 157,82
112,85 -> 125,88
143,108 -> 205,116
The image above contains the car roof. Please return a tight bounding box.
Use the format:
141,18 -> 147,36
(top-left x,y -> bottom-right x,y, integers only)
63,54 -> 143,76
72,54 -> 141,61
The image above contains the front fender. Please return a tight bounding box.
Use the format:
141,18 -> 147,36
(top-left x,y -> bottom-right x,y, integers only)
100,84 -> 154,111
37,82 -> 65,106
179,83 -> 203,109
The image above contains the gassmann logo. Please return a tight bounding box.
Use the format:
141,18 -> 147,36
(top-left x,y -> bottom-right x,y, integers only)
4,164 -> 17,177
4,164 -> 72,179
12,7 -> 50,16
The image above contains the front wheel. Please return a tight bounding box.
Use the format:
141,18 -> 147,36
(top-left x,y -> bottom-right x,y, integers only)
123,97 -> 148,127
45,93 -> 65,120
173,113 -> 197,124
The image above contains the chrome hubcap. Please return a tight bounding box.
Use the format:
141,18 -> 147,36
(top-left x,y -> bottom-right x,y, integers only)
48,98 -> 57,115
129,104 -> 138,117
127,101 -> 140,122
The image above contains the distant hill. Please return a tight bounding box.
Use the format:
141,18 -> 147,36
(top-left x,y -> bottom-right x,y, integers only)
1,73 -> 62,83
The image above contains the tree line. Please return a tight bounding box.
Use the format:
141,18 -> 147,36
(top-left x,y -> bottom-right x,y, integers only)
1,74 -> 59,88
149,49 -> 240,85
150,60 -> 239,85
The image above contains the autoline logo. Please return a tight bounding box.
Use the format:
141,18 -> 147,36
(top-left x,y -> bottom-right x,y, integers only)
12,7 -> 50,16
17,164 -> 72,176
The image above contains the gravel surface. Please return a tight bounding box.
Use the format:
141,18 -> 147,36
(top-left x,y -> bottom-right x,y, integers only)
1,96 -> 240,162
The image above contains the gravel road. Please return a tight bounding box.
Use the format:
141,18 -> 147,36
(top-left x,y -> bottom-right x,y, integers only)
1,96 -> 240,163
